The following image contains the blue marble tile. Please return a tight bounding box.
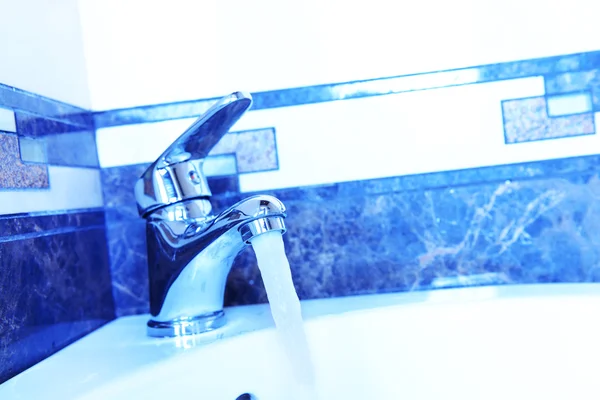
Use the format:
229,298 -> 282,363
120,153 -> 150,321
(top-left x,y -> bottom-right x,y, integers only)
45,131 -> 99,168
0,209 -> 105,240
93,99 -> 216,128
104,212 -> 149,316
478,54 -> 581,81
105,153 -> 600,315
224,170 -> 600,305
93,51 -> 598,128
580,52 -> 600,70
0,226 -> 114,383
15,112 -> 90,136
0,83 -> 92,128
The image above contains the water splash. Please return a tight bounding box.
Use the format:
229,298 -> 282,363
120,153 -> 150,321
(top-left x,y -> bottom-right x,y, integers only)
250,231 -> 319,398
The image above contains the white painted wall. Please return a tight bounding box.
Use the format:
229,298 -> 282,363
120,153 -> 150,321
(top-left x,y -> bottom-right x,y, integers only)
0,0 -> 91,108
79,0 -> 600,110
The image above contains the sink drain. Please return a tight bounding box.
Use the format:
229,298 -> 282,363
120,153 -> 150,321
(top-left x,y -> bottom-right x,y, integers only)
235,394 -> 256,400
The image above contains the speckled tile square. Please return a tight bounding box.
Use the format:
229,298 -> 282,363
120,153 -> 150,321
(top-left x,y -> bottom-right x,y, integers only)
502,96 -> 595,143
209,128 -> 278,173
0,133 -> 48,189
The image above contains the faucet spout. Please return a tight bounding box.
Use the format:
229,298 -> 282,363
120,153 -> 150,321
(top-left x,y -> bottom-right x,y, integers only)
144,194 -> 286,337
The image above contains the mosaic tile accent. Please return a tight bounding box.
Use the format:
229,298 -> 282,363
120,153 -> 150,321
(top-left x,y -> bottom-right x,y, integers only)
0,133 -> 48,189
0,212 -> 114,383
209,128 -> 278,173
502,96 -> 595,144
93,51 -> 600,128
225,171 -> 600,305
104,154 -> 600,315
545,69 -> 600,110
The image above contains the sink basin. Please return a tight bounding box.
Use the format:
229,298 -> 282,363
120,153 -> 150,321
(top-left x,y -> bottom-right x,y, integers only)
2,284 -> 600,399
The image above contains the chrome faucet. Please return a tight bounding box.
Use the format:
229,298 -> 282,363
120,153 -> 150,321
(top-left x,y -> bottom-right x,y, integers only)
134,92 -> 286,338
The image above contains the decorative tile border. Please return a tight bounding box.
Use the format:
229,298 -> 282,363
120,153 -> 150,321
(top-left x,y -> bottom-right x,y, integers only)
209,128 -> 278,173
0,208 -> 105,242
0,83 -> 99,191
93,50 -> 600,128
502,96 -> 595,144
15,112 -> 91,136
545,69 -> 600,109
104,152 -> 600,315
0,133 -> 49,189
19,131 -> 99,168
0,83 -> 92,128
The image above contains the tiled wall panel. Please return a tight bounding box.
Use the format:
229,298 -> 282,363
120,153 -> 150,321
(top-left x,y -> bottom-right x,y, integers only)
97,49 -> 600,317
0,84 -> 112,384
0,211 -> 114,383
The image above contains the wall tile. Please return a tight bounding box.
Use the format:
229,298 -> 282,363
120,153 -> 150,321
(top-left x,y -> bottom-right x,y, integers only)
226,170 -> 600,305
0,166 -> 103,216
502,96 -> 595,143
92,52 -> 597,128
546,92 -> 592,117
0,209 -> 104,239
15,112 -> 89,136
104,155 -> 600,315
0,212 -> 114,383
0,83 -> 91,128
0,133 -> 48,189
545,70 -> 600,110
209,128 -> 278,173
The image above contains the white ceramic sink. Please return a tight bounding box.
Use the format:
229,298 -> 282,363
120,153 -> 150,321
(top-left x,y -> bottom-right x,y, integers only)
2,284 -> 600,400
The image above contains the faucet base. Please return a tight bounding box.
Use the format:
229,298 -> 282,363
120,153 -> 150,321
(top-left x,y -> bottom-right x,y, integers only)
147,311 -> 226,337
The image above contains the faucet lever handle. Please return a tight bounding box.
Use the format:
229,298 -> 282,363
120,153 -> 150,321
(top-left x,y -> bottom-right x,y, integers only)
134,91 -> 253,217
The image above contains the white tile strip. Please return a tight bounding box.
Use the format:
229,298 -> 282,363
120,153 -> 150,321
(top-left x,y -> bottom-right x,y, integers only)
0,107 -> 16,132
0,166 -> 103,215
546,92 -> 592,117
96,119 -> 196,168
97,77 -> 600,195
235,77 -> 554,192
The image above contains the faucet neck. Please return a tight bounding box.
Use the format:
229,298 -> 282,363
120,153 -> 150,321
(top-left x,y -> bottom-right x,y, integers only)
143,195 -> 286,336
